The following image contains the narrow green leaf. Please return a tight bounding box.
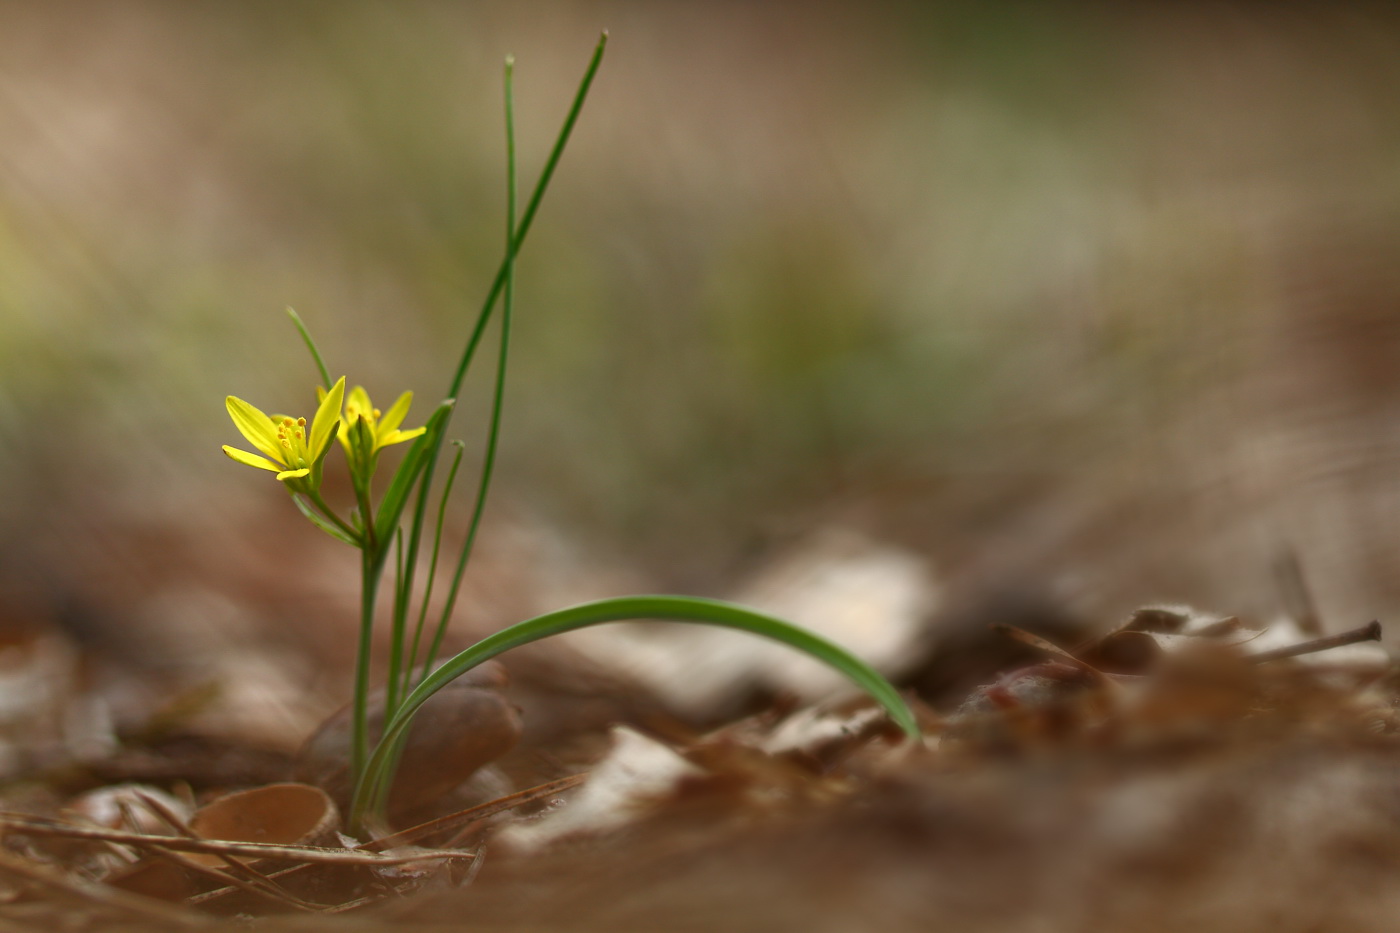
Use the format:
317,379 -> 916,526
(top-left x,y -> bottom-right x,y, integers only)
387,525 -> 408,716
406,440 -> 466,685
417,50 -> 519,693
286,307 -> 334,390
443,32 -> 608,404
349,37 -> 606,822
291,494 -> 360,546
352,594 -> 920,822
372,399 -> 454,548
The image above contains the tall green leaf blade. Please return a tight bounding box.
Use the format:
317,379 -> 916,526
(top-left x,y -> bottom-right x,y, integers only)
444,31 -> 608,404
352,594 -> 920,821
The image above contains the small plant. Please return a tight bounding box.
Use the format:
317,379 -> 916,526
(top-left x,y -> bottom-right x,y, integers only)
219,34 -> 919,831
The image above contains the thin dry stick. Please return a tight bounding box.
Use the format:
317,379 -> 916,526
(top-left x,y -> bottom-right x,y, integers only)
106,800 -> 147,863
136,792 -> 302,891
183,857 -> 361,910
189,774 -> 584,911
368,772 -> 587,851
1249,620 -> 1382,664
992,625 -> 1112,683
1274,547 -> 1323,637
133,791 -> 327,912
0,847 -> 203,928
145,845 -> 324,913
318,894 -> 387,915
0,815 -> 471,865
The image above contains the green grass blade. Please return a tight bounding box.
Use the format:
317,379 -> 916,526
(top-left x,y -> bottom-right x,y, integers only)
352,594 -> 920,823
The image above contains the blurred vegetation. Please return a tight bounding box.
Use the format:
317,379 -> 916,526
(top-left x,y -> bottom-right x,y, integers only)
4,1 -> 1400,621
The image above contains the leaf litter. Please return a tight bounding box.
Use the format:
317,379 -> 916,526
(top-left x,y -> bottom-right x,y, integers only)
0,557 -> 1395,932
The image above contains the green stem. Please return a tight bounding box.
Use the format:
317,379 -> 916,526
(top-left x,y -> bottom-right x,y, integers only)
406,441 -> 466,681
350,544 -> 381,788
352,477 -> 378,554
307,490 -> 359,541
387,526 -> 407,716
389,454 -> 434,711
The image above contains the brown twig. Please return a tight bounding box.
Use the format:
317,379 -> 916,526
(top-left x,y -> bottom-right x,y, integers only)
132,791 -> 328,911
1249,621 -> 1383,664
147,845 -> 326,912
187,774 -> 585,910
992,625 -> 1112,683
1274,547 -> 1323,637
368,772 -> 587,851
0,848 -> 203,928
0,815 -> 472,866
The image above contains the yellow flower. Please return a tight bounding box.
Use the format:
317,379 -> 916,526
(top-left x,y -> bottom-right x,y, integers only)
319,384 -> 426,461
223,377 -> 346,491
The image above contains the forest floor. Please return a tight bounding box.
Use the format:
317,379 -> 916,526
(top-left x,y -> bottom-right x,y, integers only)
0,536 -> 1394,933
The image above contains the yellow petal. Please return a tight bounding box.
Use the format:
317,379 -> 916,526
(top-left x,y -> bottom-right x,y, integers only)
377,391 -> 414,436
276,468 -> 312,481
315,385 -> 348,446
347,385 -> 373,421
313,419 -> 342,466
310,376 -> 346,459
226,396 -> 285,463
379,426 -> 426,447
222,445 -> 282,472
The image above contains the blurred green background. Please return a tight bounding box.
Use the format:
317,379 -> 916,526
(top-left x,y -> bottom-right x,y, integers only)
4,0 -> 1400,654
